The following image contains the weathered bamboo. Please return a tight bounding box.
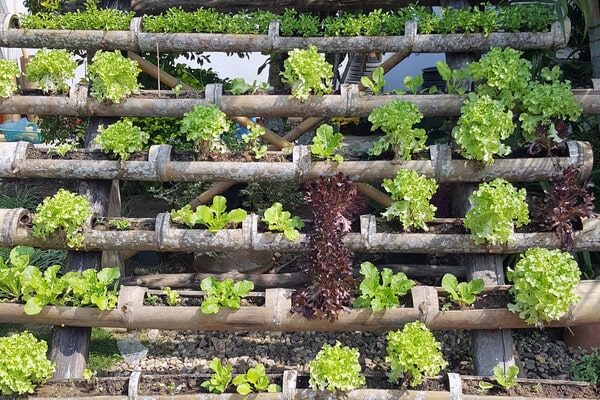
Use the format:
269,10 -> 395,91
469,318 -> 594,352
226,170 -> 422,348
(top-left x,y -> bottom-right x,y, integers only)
1,141 -> 592,183
0,15 -> 570,53
0,87 -> 597,118
1,282 -> 598,332
427,281 -> 600,330
3,210 -> 600,253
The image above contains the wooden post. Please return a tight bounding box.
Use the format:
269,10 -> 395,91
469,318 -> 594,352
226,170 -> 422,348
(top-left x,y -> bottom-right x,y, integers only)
441,0 -> 515,376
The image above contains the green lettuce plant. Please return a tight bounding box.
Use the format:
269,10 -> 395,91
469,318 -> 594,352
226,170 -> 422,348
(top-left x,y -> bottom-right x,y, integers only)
479,365 -> 519,390
233,363 -> 280,394
61,267 -> 121,311
386,321 -> 447,387
200,276 -> 254,314
181,104 -> 232,156
353,261 -> 415,311
368,100 -> 427,161
519,66 -> 582,149
201,358 -> 232,393
88,50 -> 141,103
0,246 -> 35,300
163,287 -> 181,306
94,119 -> 149,160
0,332 -> 56,395
0,245 -> 120,314
20,264 -> 68,315
311,123 -> 344,163
467,47 -> 532,109
170,196 -> 247,231
25,49 -> 76,94
262,202 -> 304,242
464,178 -> 529,245
452,93 -> 514,164
360,66 -> 386,95
241,121 -> 268,159
0,59 -> 20,98
441,273 -> 485,310
507,247 -> 581,327
32,189 -> 93,249
308,341 -> 366,392
381,169 -> 438,231
570,348 -> 600,383
436,60 -> 470,94
281,45 -> 333,101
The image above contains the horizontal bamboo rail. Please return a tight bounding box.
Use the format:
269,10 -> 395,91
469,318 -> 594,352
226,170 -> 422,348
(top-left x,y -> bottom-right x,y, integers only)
0,84 -> 597,118
0,141 -> 592,183
3,209 -> 600,253
0,15 -> 570,53
0,281 -> 597,331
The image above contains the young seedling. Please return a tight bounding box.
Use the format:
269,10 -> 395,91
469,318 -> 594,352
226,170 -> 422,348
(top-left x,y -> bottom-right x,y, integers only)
108,219 -> 131,230
170,196 -> 247,232
232,363 -> 281,394
200,276 -> 254,314
310,124 -> 344,163
262,202 -> 304,242
441,273 -> 485,310
163,287 -> 181,306
479,365 -> 519,390
201,358 -> 232,394
360,66 -> 386,95
353,261 -> 415,312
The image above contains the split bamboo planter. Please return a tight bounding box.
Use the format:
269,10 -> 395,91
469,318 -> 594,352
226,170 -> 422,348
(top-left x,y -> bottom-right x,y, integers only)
27,370 -> 598,399
0,141 -> 592,183
2,208 -> 600,253
0,14 -> 570,53
1,281 -> 598,332
0,83 -> 598,117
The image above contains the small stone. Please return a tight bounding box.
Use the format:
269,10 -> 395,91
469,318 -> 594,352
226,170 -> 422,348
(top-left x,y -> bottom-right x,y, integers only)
534,354 -> 546,364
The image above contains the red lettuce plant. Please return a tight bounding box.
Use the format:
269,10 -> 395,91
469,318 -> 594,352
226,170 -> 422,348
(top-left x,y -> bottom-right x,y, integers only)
291,173 -> 360,321
545,165 -> 596,251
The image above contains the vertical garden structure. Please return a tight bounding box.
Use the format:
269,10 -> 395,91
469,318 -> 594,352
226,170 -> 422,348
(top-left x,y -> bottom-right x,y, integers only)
0,0 -> 599,391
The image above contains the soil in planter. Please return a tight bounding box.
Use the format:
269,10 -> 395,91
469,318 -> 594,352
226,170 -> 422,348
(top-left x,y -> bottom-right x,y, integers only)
439,287 -> 514,311
32,373 -> 284,397
143,292 -> 266,307
462,377 -> 599,398
93,217 -> 156,231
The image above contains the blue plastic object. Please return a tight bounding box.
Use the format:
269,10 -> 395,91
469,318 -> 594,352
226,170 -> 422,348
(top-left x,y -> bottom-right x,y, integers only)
0,117 -> 41,143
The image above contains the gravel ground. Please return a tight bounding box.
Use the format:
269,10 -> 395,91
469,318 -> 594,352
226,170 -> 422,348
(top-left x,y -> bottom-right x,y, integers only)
105,327 -> 583,381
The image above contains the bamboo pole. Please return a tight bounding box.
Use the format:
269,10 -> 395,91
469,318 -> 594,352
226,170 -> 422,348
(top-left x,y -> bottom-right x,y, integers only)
4,210 -> 600,253
0,18 -> 570,53
0,282 -> 599,332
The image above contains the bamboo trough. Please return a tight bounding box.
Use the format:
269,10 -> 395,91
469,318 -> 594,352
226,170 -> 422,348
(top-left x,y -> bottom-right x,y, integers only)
2,209 -> 600,253
0,15 -> 570,53
0,84 -> 598,117
0,141 -> 592,183
0,281 -> 598,332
